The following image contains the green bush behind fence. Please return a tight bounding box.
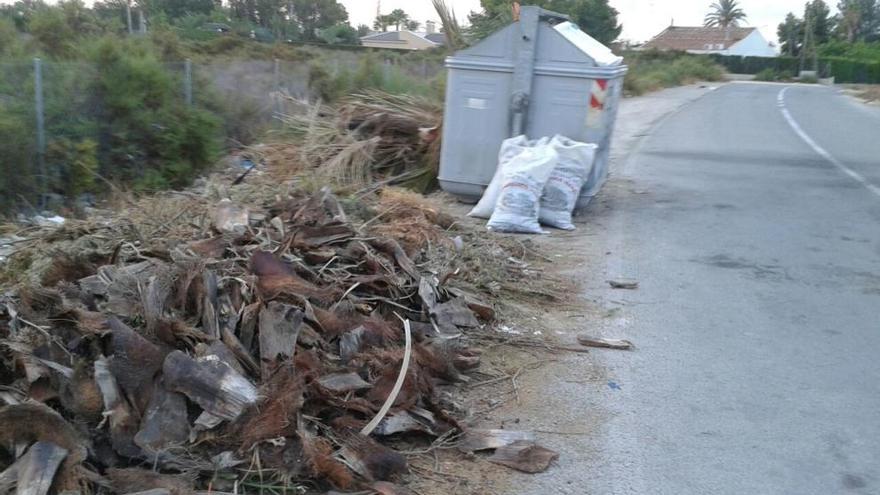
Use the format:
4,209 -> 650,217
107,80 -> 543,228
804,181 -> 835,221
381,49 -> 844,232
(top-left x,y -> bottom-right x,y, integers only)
709,54 -> 880,84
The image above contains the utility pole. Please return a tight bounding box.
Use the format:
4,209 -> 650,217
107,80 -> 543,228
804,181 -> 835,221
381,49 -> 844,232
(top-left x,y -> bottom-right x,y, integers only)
800,7 -> 819,75
34,58 -> 46,206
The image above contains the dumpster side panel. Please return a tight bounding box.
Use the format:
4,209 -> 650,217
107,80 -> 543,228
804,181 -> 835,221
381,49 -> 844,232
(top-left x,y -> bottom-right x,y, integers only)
438,69 -> 513,200
578,76 -> 624,208
528,75 -> 592,142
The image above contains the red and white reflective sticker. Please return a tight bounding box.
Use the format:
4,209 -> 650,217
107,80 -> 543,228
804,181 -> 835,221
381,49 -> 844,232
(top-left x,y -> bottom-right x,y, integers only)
586,79 -> 608,129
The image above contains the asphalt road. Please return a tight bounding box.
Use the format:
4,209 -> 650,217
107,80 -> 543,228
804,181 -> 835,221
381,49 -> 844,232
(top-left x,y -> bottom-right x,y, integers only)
507,83 -> 880,495
593,82 -> 880,494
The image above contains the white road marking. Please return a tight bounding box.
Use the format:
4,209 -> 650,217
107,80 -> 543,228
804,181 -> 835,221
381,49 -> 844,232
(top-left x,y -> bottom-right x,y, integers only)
777,87 -> 880,198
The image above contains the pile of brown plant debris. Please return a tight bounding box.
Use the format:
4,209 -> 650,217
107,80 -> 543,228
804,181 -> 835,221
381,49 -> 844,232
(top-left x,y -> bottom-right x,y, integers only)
0,166 -> 563,494
264,91 -> 442,194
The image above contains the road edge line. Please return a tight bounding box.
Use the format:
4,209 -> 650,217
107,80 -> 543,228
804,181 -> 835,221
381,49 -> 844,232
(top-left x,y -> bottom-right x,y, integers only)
777,87 -> 880,198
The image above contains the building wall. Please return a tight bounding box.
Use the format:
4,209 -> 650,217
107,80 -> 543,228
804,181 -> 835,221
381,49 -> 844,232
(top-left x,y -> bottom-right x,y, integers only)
727,30 -> 777,58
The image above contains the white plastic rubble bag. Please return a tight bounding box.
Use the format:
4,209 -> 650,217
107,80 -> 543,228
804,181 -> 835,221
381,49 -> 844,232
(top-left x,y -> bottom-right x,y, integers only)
468,136 -> 549,219
539,136 -> 598,230
486,141 -> 559,234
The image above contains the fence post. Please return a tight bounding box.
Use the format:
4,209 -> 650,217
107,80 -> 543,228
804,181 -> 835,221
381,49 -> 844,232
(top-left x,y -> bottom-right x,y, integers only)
184,59 -> 193,107
125,0 -> 133,34
34,57 -> 47,207
383,59 -> 392,84
273,58 -> 281,116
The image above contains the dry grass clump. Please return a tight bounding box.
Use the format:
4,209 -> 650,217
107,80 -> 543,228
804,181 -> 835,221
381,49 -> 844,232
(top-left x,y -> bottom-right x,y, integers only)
856,85 -> 880,103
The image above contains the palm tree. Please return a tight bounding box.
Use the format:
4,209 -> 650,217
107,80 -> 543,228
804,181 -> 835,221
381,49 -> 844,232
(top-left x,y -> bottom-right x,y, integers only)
704,0 -> 748,28
387,8 -> 410,31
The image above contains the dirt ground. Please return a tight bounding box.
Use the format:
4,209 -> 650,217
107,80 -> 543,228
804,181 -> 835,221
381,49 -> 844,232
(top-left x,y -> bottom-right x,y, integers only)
841,84 -> 880,106
402,196 -> 614,495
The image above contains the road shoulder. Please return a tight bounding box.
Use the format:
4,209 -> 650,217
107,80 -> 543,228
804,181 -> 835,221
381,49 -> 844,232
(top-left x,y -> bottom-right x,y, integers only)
417,83 -> 719,495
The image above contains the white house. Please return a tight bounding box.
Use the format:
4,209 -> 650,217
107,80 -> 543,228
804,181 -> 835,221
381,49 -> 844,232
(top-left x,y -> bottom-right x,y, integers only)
642,26 -> 777,57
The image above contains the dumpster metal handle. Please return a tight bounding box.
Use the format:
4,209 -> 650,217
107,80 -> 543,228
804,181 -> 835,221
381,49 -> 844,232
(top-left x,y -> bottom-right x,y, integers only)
508,6 -> 571,137
509,7 -> 539,137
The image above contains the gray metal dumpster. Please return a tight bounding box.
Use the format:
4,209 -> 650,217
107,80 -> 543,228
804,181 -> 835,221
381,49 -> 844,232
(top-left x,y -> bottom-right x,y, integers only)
438,6 -> 627,208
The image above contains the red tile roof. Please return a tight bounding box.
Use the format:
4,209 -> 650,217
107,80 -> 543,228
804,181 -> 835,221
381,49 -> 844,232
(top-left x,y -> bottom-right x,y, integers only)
643,26 -> 755,51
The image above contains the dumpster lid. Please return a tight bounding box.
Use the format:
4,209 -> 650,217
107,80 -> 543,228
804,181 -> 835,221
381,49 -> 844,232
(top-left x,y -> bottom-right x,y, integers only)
553,22 -> 623,67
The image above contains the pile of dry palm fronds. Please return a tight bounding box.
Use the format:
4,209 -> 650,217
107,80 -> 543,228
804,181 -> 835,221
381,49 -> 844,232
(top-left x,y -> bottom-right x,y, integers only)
0,156 -> 575,494
268,91 -> 443,193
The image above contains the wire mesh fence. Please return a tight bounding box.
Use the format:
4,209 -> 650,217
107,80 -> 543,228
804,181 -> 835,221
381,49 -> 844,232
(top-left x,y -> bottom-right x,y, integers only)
0,55 -> 446,212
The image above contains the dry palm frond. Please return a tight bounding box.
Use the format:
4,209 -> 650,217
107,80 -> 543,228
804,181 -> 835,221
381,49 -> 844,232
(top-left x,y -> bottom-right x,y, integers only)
272,92 -> 443,192
321,137 -> 380,188
342,91 -> 443,129
433,0 -> 466,50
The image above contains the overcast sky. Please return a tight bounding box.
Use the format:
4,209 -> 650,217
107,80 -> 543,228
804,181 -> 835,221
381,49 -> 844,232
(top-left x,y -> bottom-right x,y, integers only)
340,0 -> 836,44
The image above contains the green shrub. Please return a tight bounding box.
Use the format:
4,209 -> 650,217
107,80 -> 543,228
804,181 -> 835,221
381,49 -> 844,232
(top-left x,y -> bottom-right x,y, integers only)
0,18 -> 19,56
47,138 -> 99,195
755,68 -> 777,81
798,74 -> 818,84
352,52 -> 385,90
822,56 -> 880,84
29,7 -> 76,57
309,62 -> 350,101
818,40 -> 880,63
85,37 -> 220,190
0,103 -> 36,211
709,54 -> 803,75
623,53 -> 724,96
754,68 -> 794,82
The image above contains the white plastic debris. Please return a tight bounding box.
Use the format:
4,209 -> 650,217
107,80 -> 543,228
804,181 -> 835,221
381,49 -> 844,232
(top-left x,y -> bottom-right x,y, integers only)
32,215 -> 66,227
213,199 -> 250,234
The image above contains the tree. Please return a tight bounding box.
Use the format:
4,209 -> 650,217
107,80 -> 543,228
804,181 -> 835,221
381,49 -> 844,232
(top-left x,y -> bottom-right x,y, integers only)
777,12 -> 802,56
145,0 -> 215,19
406,19 -> 421,31
29,6 -> 75,55
804,0 -> 832,44
290,0 -> 347,40
385,8 -> 410,31
0,18 -> 17,53
227,0 -> 285,27
703,0 -> 746,28
356,23 -> 370,37
319,22 -> 357,44
468,0 -> 622,44
568,0 -> 623,44
836,0 -> 880,41
704,0 -> 747,28
227,0 -> 256,23
0,0 -> 48,30
373,14 -> 391,31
